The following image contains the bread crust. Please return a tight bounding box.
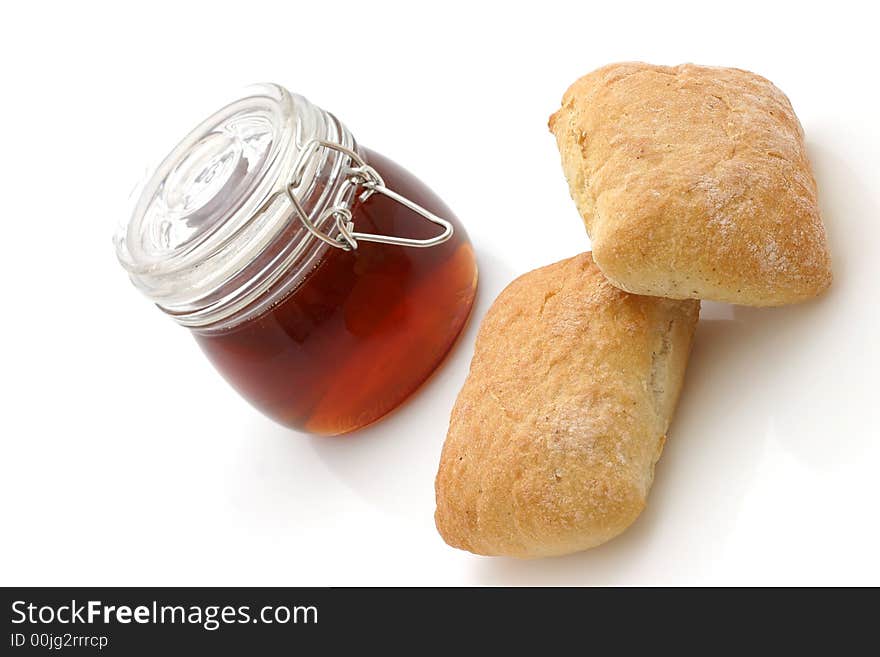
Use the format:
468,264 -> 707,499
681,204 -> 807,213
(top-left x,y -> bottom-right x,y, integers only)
549,62 -> 831,306
434,254 -> 699,557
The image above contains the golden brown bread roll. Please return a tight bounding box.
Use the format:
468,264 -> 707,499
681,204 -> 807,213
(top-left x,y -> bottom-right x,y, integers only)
434,254 -> 699,557
549,62 -> 831,306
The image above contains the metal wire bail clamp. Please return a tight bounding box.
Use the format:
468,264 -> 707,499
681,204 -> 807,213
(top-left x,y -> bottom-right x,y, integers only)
285,139 -> 454,251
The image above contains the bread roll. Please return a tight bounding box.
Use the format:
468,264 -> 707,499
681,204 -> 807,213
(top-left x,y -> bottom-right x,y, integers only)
434,254 -> 699,557
549,62 -> 831,306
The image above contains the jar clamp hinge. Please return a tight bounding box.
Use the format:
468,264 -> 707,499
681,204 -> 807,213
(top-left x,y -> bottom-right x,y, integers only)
285,139 -> 454,251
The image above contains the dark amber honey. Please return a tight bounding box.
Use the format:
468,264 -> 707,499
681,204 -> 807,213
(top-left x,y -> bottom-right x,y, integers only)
193,149 -> 477,435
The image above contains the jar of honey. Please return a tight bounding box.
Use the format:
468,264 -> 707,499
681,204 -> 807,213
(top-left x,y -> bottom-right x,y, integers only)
115,84 -> 478,435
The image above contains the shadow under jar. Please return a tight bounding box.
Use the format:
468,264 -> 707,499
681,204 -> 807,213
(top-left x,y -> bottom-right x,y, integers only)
116,84 -> 477,435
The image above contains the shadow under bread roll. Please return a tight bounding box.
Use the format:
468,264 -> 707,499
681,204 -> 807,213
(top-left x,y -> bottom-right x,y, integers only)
435,253 -> 699,558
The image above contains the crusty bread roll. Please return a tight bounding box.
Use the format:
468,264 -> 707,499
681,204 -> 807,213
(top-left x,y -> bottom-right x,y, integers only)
435,254 -> 699,557
549,62 -> 831,306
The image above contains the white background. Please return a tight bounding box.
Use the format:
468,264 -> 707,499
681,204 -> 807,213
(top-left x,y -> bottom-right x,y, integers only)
2,0 -> 877,586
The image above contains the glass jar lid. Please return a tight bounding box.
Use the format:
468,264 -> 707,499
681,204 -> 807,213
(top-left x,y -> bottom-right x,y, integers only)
127,89 -> 291,265
115,84 -> 354,326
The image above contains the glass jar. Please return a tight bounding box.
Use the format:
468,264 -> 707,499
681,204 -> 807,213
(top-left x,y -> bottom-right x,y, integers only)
115,84 -> 478,435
